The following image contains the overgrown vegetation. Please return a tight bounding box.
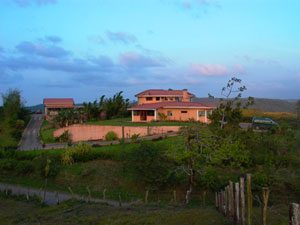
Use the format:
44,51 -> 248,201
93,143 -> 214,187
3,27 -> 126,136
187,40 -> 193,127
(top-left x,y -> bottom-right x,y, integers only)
0,89 -> 29,149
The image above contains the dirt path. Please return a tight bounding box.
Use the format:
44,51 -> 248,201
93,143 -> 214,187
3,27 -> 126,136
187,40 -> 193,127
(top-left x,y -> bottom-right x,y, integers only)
0,183 -> 129,207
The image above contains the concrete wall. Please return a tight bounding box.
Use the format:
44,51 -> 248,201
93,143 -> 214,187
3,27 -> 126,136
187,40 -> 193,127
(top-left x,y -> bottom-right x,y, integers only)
54,125 -> 180,142
158,108 -> 213,123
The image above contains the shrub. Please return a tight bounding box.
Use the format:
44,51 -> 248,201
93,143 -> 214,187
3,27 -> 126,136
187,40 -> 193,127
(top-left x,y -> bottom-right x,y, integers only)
131,133 -> 140,143
35,154 -> 60,178
124,141 -> 175,188
158,112 -> 168,121
15,160 -> 35,175
55,131 -> 69,142
61,142 -> 94,165
105,131 -> 118,141
0,159 -> 18,171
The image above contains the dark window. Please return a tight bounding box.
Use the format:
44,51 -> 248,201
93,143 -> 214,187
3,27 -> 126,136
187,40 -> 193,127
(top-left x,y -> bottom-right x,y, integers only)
134,111 -> 140,116
169,97 -> 173,100
175,97 -> 179,102
198,111 -> 205,117
167,111 -> 172,116
156,97 -> 160,101
148,110 -> 154,116
146,97 -> 153,101
181,111 -> 188,114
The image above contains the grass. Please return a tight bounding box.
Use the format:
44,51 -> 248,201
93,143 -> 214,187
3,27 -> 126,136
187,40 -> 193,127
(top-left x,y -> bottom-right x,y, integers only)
39,120 -> 55,144
0,196 -> 233,225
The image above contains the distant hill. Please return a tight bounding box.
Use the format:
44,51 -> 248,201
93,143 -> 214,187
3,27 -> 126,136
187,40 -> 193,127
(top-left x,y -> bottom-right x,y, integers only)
26,104 -> 44,112
193,97 -> 297,114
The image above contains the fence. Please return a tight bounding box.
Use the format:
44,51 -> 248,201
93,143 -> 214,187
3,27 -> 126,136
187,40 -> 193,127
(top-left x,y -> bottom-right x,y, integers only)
215,173 -> 300,225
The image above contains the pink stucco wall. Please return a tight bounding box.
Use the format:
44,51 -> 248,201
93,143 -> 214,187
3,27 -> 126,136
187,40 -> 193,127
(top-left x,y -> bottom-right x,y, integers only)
53,125 -> 181,142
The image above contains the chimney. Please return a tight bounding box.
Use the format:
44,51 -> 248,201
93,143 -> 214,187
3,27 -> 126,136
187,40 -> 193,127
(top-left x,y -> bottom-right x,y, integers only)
182,89 -> 189,102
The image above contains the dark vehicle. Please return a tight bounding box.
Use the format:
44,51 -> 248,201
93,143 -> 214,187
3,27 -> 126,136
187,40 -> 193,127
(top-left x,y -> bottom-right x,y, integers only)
252,117 -> 279,130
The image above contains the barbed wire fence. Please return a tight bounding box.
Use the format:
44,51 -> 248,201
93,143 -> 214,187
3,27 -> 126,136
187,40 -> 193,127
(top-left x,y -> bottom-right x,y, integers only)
214,173 -> 297,225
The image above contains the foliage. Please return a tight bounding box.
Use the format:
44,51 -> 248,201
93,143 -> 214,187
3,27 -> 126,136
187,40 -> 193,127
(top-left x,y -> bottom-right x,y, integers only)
54,131 -> 69,142
61,142 -> 93,165
105,131 -> 118,141
100,91 -> 130,120
53,108 -> 84,128
208,77 -> 254,128
35,154 -> 60,178
131,133 -> 140,143
15,160 -> 35,175
125,141 -> 175,188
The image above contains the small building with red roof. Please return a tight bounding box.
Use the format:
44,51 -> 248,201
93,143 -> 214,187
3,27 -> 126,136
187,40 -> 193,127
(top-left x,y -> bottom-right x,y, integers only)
43,98 -> 81,120
128,89 -> 216,123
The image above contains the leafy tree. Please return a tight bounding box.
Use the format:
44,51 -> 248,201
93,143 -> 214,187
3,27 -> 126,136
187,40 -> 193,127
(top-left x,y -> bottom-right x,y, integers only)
208,77 -> 254,128
101,91 -> 130,119
125,141 -> 174,189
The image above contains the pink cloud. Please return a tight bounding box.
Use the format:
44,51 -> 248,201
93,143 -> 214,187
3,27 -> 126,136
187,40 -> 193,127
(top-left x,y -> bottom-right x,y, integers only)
190,63 -> 230,76
233,63 -> 245,74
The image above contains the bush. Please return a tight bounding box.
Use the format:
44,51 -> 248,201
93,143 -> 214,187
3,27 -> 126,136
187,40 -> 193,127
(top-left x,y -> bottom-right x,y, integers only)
15,160 -> 35,175
105,131 -> 118,141
124,141 -> 175,188
55,131 -> 69,143
61,142 -> 94,165
0,159 -> 18,171
35,154 -> 60,178
131,134 -> 140,143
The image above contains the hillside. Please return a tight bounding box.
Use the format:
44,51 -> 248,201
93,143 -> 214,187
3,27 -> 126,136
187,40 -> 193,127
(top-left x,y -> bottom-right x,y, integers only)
194,97 -> 297,113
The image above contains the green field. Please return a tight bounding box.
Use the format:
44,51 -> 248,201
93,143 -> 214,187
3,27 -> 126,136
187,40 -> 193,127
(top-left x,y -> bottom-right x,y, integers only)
39,120 -> 56,144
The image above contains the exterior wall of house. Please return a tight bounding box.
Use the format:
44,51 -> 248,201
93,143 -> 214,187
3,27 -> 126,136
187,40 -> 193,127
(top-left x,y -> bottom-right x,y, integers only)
133,114 -> 155,122
137,96 -> 182,105
54,125 -> 181,142
158,108 -> 213,123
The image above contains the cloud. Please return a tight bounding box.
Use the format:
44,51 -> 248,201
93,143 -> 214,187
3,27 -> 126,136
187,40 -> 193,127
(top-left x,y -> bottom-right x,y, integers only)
12,0 -> 57,7
191,63 -> 230,76
16,41 -> 70,58
119,52 -> 167,68
106,31 -> 137,44
190,63 -> 245,76
88,55 -> 114,68
45,36 -> 62,44
87,35 -> 105,44
242,55 -> 279,65
183,1 -> 191,9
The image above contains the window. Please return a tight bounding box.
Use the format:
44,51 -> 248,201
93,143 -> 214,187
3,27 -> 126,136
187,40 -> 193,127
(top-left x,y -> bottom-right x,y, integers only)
148,110 -> 154,116
169,97 -> 173,100
134,111 -> 140,116
162,97 -> 167,101
156,97 -> 160,101
198,111 -> 205,117
146,97 -> 153,101
181,111 -> 187,114
167,111 -> 172,116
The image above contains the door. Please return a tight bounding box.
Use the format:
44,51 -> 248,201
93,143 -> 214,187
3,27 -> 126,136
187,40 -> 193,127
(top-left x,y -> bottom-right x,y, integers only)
140,111 -> 147,121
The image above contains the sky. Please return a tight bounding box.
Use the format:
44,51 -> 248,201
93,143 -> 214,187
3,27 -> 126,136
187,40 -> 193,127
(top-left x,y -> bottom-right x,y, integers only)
0,0 -> 300,106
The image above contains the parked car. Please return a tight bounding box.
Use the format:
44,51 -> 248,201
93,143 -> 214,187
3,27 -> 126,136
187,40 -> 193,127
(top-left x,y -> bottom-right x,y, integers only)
252,117 -> 279,130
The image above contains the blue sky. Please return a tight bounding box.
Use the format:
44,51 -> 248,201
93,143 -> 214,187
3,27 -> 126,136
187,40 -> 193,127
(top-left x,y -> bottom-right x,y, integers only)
1,0 -> 300,105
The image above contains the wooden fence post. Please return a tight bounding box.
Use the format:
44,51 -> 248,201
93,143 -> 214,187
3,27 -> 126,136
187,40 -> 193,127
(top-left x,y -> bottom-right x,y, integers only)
55,191 -> 59,205
174,190 -> 177,203
290,203 -> 300,225
26,187 -> 30,201
103,189 -> 106,200
262,187 -> 270,225
215,192 -> 218,209
38,188 -> 42,203
225,186 -> 228,216
235,182 -> 240,224
240,177 -> 246,225
247,174 -> 253,225
86,186 -> 91,203
145,190 -> 149,204
229,181 -> 234,218
118,192 -> 122,207
68,187 -> 74,202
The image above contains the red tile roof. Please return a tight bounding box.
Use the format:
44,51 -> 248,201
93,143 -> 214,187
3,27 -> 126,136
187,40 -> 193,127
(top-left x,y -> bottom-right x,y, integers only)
43,98 -> 74,105
128,102 -> 216,110
135,89 -> 195,97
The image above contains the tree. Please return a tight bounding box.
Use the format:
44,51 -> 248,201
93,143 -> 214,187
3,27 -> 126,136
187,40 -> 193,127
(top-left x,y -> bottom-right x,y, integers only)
168,124 -> 218,204
208,77 -> 254,128
101,91 -> 130,119
296,100 -> 300,121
